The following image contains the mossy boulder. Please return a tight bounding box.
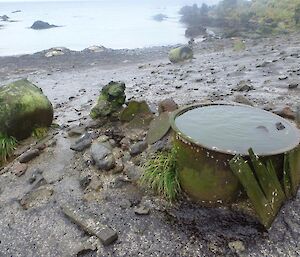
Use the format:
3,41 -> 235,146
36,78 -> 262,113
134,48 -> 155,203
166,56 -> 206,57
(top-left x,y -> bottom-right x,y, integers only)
90,81 -> 126,119
0,79 -> 53,140
169,46 -> 193,63
120,100 -> 154,129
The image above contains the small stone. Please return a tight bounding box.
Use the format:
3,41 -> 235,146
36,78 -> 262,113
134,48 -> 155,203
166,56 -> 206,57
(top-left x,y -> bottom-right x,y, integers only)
113,159 -> 124,173
228,240 -> 245,253
28,168 -> 43,184
134,205 -> 150,215
88,176 -> 103,191
119,199 -> 131,209
273,106 -> 295,120
158,98 -> 178,114
91,142 -> 115,170
288,81 -> 299,89
70,133 -> 92,151
98,135 -> 109,143
129,141 -> 148,156
13,163 -> 28,177
80,175 -> 92,190
20,186 -> 54,209
67,126 -> 86,137
234,95 -> 254,106
19,149 -> 40,163
61,205 -> 118,246
124,163 -> 142,182
234,80 -> 254,92
278,75 -> 288,80
120,137 -> 131,150
85,119 -> 105,129
110,176 -> 130,189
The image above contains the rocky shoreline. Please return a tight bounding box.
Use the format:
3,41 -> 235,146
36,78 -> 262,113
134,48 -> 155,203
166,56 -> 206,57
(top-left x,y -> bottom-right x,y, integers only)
0,33 -> 300,257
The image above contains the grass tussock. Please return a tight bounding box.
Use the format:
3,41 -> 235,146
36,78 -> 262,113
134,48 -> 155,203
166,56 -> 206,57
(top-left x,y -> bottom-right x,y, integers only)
0,133 -> 17,164
140,148 -> 181,201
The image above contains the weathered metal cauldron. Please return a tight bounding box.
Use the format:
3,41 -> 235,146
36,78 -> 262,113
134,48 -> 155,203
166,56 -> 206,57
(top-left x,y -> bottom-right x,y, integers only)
170,103 -> 300,209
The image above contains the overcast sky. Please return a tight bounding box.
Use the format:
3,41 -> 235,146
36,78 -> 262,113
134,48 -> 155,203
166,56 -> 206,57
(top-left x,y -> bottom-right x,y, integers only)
0,0 -> 219,3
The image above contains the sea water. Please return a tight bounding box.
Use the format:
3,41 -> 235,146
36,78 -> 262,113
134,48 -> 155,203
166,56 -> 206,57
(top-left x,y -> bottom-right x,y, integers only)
175,105 -> 300,155
0,0 -> 219,56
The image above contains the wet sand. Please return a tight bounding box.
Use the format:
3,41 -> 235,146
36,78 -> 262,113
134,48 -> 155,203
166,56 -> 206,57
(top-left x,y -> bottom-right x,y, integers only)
0,33 -> 300,257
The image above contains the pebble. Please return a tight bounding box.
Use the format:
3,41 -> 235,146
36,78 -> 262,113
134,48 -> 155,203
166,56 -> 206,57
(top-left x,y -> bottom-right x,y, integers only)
13,163 -> 28,177
19,149 -> 40,163
129,141 -> 148,156
70,132 -> 93,152
134,205 -> 150,215
288,81 -> 299,89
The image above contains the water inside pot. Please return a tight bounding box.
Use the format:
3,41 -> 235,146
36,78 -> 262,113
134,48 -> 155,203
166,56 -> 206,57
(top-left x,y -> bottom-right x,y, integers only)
175,105 -> 300,155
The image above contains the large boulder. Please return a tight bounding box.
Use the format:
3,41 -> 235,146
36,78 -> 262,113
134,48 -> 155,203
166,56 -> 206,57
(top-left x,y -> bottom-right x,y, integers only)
169,46 -> 193,63
30,20 -> 58,30
90,81 -> 126,119
0,79 -> 53,140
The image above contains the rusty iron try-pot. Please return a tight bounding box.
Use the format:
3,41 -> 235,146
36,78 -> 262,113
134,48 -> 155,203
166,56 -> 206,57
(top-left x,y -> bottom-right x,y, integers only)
169,103 -> 300,206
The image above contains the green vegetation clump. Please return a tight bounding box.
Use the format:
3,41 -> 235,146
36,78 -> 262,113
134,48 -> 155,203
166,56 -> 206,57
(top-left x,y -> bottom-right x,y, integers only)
233,39 -> 246,51
180,0 -> 300,37
140,148 -> 181,201
31,127 -> 48,139
0,133 -> 17,165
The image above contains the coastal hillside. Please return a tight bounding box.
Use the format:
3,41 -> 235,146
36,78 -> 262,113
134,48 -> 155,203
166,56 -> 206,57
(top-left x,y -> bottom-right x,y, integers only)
180,0 -> 300,37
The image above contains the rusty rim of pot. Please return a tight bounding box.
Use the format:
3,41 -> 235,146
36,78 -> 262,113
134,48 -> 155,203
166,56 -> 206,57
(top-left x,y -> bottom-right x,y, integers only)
169,102 -> 300,157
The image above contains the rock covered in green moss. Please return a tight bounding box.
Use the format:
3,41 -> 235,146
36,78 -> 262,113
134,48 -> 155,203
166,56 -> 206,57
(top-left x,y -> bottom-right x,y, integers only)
169,46 -> 193,63
90,81 -> 126,119
0,79 -> 53,140
120,100 -> 151,122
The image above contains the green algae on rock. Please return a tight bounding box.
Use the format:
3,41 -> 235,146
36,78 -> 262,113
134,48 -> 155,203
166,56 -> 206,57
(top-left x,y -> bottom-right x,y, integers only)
0,79 -> 53,140
168,46 -> 193,63
90,81 -> 126,119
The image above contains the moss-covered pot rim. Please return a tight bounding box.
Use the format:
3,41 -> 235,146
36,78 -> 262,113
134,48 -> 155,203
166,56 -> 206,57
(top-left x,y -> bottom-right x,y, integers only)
169,102 -> 300,157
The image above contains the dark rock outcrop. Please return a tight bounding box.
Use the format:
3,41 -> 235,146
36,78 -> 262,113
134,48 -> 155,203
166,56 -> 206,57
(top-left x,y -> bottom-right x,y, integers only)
30,20 -> 59,30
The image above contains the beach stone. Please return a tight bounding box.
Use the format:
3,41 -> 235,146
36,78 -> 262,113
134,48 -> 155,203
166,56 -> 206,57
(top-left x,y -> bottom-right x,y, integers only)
13,163 -> 28,177
97,135 -> 109,143
67,126 -> 85,137
45,48 -> 65,57
273,106 -> 295,120
61,205 -> 118,246
28,168 -> 43,184
124,162 -> 142,182
169,46 -> 193,63
20,186 -> 54,209
134,205 -> 150,215
70,132 -> 93,151
278,75 -> 288,80
0,79 -> 53,140
289,81 -> 299,89
30,20 -> 58,30
234,95 -> 254,106
234,80 -> 254,92
158,98 -> 178,114
86,45 -> 106,52
0,15 -> 9,21
91,142 -> 115,170
120,100 -> 152,122
80,175 -> 92,190
90,81 -> 125,119
228,240 -> 245,253
129,141 -> 147,156
19,149 -> 40,163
